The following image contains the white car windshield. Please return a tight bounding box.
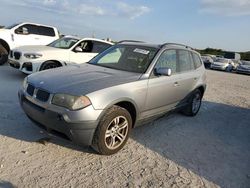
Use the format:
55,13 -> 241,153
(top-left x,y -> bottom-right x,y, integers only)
48,37 -> 79,49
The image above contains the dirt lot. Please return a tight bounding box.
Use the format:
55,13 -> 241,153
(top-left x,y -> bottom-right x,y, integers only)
0,65 -> 249,188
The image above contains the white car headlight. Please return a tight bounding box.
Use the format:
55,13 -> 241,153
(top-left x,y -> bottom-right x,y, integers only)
22,77 -> 28,89
24,53 -> 42,59
52,94 -> 91,110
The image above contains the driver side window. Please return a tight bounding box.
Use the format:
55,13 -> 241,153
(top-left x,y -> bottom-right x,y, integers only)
75,41 -> 93,53
155,50 -> 177,74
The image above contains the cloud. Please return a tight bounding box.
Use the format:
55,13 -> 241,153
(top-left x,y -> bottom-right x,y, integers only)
116,2 -> 151,19
200,0 -> 250,16
4,0 -> 150,19
78,4 -> 105,15
43,0 -> 56,6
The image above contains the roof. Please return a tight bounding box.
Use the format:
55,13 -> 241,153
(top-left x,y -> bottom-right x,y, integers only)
118,42 -> 161,49
118,41 -> 195,50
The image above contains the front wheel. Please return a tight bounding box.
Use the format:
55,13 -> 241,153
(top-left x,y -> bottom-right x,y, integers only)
92,105 -> 132,155
182,90 -> 202,116
0,45 -> 8,65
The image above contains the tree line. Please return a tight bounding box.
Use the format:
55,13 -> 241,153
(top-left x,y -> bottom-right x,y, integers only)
197,48 -> 250,61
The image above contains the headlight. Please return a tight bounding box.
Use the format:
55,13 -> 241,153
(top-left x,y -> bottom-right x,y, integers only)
24,53 -> 42,59
52,94 -> 91,110
22,77 -> 28,89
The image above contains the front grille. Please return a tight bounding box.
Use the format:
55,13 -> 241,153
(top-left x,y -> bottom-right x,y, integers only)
27,84 -> 35,96
36,89 -> 50,102
14,52 -> 21,60
26,84 -> 50,102
10,50 -> 13,58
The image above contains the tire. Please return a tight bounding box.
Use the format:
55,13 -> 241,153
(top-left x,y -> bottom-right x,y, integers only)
0,44 -> 8,65
39,61 -> 61,71
92,105 -> 132,155
182,89 -> 202,116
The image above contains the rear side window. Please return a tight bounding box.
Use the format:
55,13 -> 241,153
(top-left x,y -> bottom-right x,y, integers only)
38,26 -> 55,37
178,50 -> 195,72
92,42 -> 112,53
15,24 -> 39,34
192,52 -> 202,68
155,50 -> 177,74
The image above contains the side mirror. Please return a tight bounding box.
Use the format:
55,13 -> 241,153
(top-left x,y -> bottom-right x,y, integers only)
74,46 -> 83,53
155,67 -> 172,76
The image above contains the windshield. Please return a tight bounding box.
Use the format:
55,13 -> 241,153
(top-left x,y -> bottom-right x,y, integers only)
5,23 -> 20,29
216,58 -> 228,63
48,37 -> 79,49
89,45 -> 159,73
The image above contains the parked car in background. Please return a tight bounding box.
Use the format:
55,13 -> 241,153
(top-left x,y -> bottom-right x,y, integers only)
19,41 -> 206,155
236,61 -> 250,75
224,51 -> 241,61
9,36 -> 113,74
210,58 -> 235,72
0,22 -> 59,65
201,55 -> 213,68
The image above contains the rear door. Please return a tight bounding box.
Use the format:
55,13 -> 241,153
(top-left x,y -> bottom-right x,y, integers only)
36,26 -> 57,45
175,50 -> 199,101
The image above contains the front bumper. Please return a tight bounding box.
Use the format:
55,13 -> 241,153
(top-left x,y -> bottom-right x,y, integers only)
9,58 -> 42,74
18,89 -> 101,146
210,65 -> 226,70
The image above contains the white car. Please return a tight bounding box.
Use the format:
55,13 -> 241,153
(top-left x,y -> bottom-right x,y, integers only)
0,22 -> 59,65
8,36 -> 113,74
210,58 -> 235,72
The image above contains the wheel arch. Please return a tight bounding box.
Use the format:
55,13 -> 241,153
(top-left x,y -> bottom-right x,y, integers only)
101,98 -> 139,128
0,39 -> 10,53
195,85 -> 206,98
39,60 -> 63,71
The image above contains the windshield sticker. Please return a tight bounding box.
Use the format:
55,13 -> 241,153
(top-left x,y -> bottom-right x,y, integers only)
133,48 -> 150,55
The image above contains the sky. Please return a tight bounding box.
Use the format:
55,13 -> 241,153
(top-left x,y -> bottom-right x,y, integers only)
0,0 -> 250,52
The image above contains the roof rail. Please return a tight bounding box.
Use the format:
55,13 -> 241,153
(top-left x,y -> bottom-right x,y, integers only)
161,43 -> 193,50
117,40 -> 145,44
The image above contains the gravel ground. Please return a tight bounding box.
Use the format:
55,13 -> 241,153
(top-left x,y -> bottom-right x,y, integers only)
0,65 -> 250,188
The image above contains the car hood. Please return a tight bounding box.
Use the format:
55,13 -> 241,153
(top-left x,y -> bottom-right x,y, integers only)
13,45 -> 65,54
27,64 -> 142,96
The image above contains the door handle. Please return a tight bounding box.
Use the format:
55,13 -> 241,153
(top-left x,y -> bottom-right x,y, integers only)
174,82 -> 179,87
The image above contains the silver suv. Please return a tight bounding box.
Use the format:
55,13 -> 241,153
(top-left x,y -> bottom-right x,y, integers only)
19,41 -> 206,155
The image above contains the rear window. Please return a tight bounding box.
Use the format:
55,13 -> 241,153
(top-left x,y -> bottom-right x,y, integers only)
178,50 -> 195,72
192,53 -> 202,68
38,26 -> 55,37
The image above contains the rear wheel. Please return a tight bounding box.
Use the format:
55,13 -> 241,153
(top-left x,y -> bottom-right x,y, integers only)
92,105 -> 132,155
0,44 -> 8,65
40,61 -> 61,71
182,89 -> 202,116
